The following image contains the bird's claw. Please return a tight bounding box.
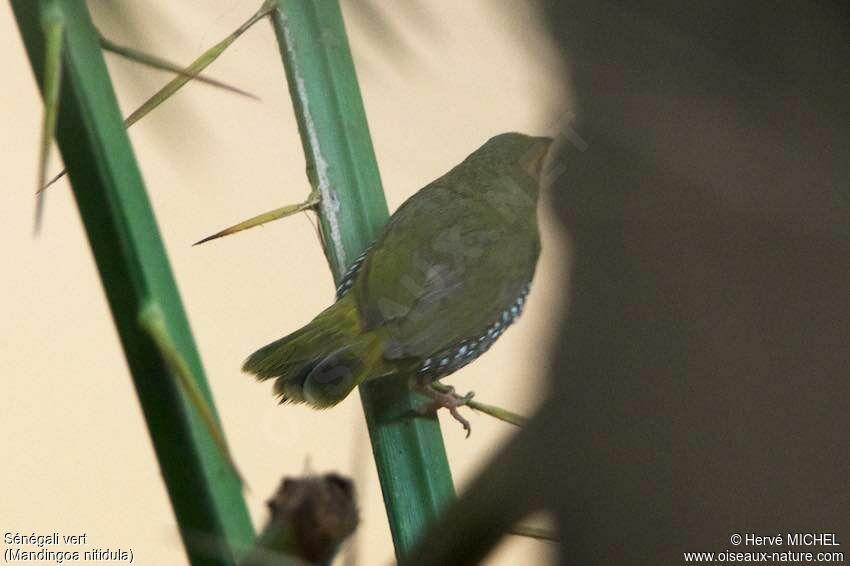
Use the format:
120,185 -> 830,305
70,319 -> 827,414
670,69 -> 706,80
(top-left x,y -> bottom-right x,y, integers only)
413,383 -> 475,437
446,406 -> 471,438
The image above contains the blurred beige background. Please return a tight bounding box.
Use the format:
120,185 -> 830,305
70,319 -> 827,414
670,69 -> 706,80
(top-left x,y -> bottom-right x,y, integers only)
0,1 -> 566,564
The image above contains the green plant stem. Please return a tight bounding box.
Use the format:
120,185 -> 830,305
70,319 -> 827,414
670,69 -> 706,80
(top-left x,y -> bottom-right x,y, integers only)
268,0 -> 455,557
11,2 -> 253,564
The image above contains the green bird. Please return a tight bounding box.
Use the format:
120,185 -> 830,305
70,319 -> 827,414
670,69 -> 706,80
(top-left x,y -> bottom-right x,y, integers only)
243,133 -> 552,433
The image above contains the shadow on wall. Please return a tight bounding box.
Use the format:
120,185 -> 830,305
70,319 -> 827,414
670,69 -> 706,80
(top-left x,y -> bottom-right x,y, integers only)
406,2 -> 850,564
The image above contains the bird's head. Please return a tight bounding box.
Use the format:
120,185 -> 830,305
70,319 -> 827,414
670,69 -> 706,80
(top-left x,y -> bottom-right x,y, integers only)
471,132 -> 553,187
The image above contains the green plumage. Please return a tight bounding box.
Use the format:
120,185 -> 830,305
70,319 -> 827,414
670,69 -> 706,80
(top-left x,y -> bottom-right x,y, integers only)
243,133 -> 552,408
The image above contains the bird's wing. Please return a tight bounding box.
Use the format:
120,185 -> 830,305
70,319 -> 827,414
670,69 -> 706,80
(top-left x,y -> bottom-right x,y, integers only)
355,185 -> 538,359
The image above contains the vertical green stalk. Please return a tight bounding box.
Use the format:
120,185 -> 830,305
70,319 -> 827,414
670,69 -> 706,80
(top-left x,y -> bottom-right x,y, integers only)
269,0 -> 455,557
11,2 -> 254,564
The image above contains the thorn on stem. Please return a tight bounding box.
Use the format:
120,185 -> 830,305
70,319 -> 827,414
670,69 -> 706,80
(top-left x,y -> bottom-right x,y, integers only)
193,194 -> 321,246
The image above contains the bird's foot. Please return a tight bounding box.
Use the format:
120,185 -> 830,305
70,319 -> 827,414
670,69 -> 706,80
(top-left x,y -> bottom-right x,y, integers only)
413,382 -> 475,437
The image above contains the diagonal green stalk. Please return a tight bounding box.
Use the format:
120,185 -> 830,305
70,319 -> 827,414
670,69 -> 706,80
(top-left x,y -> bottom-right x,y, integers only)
139,303 -> 243,483
268,0 -> 455,557
11,2 -> 254,564
194,191 -> 320,246
40,2 -> 274,192
36,3 -> 62,192
122,4 -> 272,129
33,2 -> 63,232
99,34 -> 259,99
468,399 -> 527,427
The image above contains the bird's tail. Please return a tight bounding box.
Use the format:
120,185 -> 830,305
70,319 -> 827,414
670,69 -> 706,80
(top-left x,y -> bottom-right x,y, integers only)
242,294 -> 385,408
